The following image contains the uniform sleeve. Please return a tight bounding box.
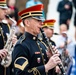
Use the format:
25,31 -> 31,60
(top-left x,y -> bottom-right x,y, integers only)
12,44 -> 45,75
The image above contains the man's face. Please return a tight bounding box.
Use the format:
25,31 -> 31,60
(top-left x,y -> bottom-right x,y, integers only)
60,25 -> 67,34
43,28 -> 54,38
0,8 -> 7,20
60,25 -> 67,37
25,18 -> 42,35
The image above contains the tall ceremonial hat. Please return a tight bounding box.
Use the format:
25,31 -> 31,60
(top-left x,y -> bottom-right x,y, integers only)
42,19 -> 56,29
18,4 -> 44,21
0,0 -> 8,9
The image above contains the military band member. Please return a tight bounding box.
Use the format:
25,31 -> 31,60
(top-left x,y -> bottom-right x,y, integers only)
42,19 -> 60,74
42,19 -> 56,46
0,0 -> 11,75
12,4 -> 61,75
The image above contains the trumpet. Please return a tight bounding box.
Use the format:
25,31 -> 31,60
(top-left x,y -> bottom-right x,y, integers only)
40,28 -> 66,75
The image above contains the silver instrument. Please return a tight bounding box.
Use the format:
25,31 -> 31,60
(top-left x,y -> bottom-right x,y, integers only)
1,15 -> 16,67
1,27 -> 15,67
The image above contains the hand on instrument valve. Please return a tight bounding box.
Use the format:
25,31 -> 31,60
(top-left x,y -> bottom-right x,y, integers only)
0,49 -> 8,59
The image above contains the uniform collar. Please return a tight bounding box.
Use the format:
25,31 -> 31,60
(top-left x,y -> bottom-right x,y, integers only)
25,32 -> 38,41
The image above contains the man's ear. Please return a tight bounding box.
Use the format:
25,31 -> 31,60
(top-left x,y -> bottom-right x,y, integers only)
24,19 -> 30,27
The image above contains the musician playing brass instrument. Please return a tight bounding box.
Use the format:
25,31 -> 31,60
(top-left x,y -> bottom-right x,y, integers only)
0,0 -> 11,75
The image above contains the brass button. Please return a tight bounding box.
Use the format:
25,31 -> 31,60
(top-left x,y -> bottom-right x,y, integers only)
33,37 -> 36,40
42,53 -> 44,56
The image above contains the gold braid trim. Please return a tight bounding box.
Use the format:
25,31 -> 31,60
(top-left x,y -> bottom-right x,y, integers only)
28,67 -> 41,75
7,24 -> 10,31
0,26 -> 6,45
39,40 -> 48,49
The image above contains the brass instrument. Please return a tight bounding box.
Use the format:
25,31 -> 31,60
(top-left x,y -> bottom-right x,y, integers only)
1,15 -> 16,67
40,28 -> 66,75
1,27 -> 15,67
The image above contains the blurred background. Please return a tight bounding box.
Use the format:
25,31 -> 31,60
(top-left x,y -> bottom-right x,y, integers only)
6,0 -> 76,41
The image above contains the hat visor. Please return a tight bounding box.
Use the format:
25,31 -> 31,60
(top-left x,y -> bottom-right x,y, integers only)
32,16 -> 45,21
0,6 -> 8,9
42,26 -> 54,29
48,26 -> 54,29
